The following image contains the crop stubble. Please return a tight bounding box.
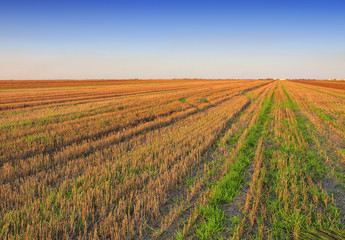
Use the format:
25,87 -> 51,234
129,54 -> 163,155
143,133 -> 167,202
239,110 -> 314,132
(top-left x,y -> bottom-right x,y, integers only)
0,79 -> 344,239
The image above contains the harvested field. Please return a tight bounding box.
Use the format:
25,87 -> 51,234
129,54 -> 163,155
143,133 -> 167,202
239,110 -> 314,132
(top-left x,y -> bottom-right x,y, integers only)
1,79 -> 344,239
290,80 -> 345,91
0,79 -> 203,89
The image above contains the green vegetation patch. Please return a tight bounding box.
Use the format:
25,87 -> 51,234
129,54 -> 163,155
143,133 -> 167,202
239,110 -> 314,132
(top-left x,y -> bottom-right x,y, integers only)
194,90 -> 274,239
258,83 -> 345,239
179,97 -> 188,103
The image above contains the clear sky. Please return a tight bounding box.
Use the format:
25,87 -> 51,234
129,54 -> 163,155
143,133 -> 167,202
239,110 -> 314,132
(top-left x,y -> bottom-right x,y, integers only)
1,0 -> 345,79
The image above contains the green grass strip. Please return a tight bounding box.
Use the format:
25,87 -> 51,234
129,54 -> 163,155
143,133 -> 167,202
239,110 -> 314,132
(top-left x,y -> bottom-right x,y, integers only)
261,83 -> 344,239
194,89 -> 275,240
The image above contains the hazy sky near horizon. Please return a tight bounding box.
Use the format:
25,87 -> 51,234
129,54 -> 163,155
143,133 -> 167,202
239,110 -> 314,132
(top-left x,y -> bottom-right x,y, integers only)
1,0 -> 345,79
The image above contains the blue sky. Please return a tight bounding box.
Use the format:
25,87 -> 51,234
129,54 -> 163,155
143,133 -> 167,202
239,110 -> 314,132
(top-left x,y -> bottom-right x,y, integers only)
1,0 -> 345,79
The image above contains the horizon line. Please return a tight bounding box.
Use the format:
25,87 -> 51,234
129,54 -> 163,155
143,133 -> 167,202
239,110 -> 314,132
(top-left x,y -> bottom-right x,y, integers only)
1,78 -> 344,81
